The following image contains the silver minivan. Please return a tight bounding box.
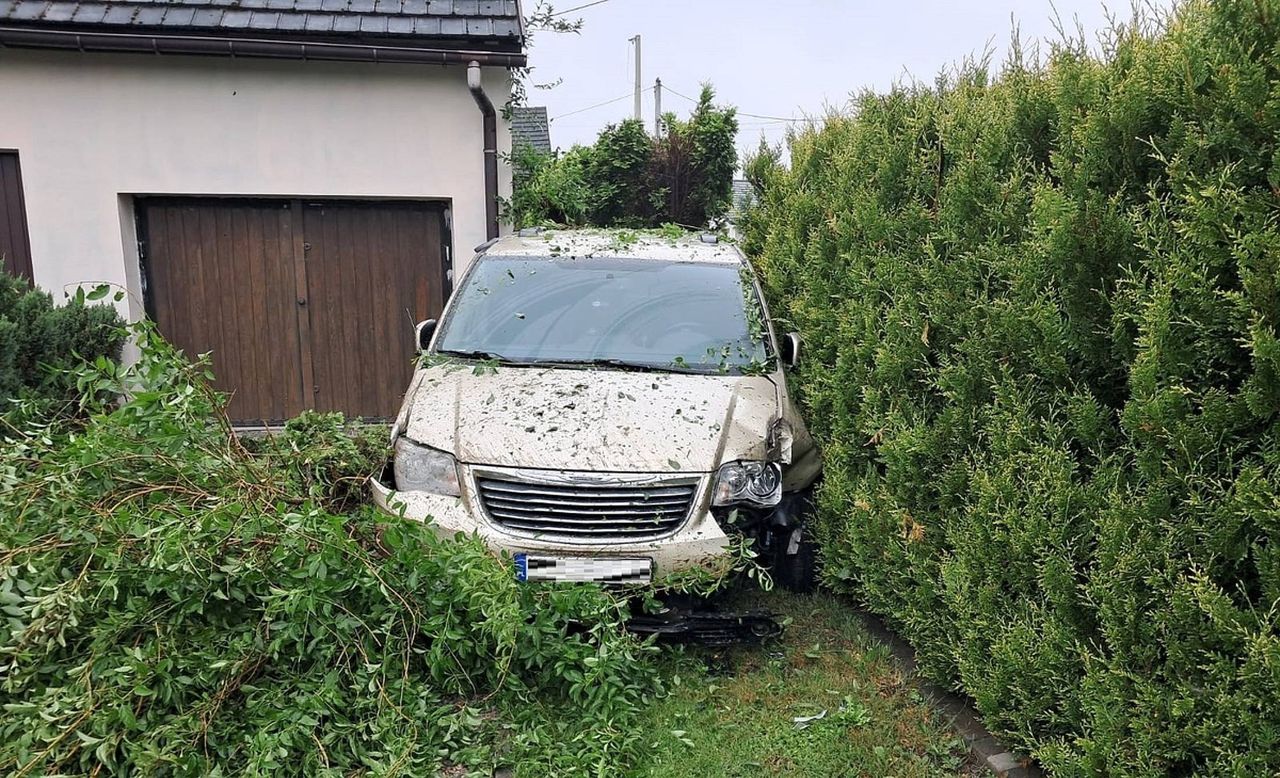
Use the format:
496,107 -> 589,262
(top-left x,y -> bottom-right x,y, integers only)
373,230 -> 821,589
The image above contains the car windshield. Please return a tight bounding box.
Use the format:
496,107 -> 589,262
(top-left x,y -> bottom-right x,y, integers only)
434,256 -> 770,373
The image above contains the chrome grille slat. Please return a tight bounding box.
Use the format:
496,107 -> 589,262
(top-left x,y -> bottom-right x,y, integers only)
486,508 -> 681,525
497,520 -> 677,536
484,496 -> 689,514
476,474 -> 697,542
480,481 -> 693,500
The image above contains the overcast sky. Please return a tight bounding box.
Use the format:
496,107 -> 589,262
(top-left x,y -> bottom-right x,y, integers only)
525,0 -> 1175,159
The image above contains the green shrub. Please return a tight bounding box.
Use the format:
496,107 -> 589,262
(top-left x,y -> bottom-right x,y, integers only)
0,324 -> 660,776
744,1 -> 1280,773
510,87 -> 738,229
0,273 -> 125,422
509,143 -> 592,227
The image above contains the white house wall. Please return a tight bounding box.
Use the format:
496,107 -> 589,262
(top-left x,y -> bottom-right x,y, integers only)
0,48 -> 513,320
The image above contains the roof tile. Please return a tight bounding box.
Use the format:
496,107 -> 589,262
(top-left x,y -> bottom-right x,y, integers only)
102,5 -> 135,22
330,12 -> 358,31
275,11 -> 304,28
41,1 -> 76,21
192,8 -> 222,25
162,6 -> 195,24
134,5 -> 165,23
452,0 -> 476,15
347,0 -> 374,11
465,17 -> 489,35
248,10 -> 279,28
425,0 -> 450,15
438,16 -> 463,35
70,2 -> 105,22
372,0 -> 398,13
302,11 -> 330,30
410,14 -> 438,34
8,1 -> 47,19
385,14 -> 411,32
221,8 -> 250,26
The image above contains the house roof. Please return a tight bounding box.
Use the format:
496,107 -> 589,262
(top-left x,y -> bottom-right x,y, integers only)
728,179 -> 754,222
510,106 -> 550,153
0,0 -> 526,65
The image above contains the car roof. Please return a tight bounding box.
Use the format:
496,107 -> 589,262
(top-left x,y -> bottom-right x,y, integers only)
478,229 -> 746,265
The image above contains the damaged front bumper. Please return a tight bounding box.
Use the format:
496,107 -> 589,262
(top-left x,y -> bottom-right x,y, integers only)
370,464 -> 734,584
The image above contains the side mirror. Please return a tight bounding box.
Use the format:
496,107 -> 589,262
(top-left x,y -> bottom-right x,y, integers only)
415,319 -> 437,352
779,332 -> 801,368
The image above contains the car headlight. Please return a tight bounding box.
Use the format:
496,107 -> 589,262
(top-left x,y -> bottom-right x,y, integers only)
712,461 -> 782,508
393,438 -> 461,496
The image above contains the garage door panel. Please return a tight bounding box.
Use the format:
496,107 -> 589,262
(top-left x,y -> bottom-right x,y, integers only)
143,197 -> 446,425
301,200 -> 445,419
143,199 -> 306,424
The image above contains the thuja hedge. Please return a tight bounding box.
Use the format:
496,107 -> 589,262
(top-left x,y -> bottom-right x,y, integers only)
743,1 -> 1280,774
0,273 -> 124,420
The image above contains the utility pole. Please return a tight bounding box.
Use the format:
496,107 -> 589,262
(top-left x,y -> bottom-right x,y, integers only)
654,77 -> 662,137
629,34 -> 642,121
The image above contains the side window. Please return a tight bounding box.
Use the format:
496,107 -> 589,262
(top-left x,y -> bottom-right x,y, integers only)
0,151 -> 34,282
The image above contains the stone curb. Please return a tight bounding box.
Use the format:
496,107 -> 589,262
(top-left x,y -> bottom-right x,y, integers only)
849,606 -> 1042,777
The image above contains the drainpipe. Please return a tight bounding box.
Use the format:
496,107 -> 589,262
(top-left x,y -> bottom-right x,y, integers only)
467,61 -> 500,241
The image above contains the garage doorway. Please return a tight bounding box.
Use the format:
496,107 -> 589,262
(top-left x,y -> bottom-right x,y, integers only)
138,197 -> 449,425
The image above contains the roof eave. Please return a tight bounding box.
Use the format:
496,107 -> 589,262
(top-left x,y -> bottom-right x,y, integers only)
0,25 -> 528,67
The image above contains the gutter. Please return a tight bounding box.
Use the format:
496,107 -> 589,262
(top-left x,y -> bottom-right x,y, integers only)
467,60 -> 500,241
0,26 -> 528,67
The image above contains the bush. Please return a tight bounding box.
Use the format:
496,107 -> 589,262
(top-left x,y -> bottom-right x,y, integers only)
0,273 -> 125,422
510,143 -> 592,227
744,1 -> 1280,774
510,86 -> 738,229
0,324 -> 661,776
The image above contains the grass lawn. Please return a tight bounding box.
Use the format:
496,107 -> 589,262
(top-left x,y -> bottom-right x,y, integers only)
631,589 -> 985,777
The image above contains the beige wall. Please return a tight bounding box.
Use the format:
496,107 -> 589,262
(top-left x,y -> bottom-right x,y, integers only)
0,48 -> 513,321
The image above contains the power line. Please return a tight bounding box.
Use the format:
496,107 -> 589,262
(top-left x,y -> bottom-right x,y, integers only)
664,84 -> 807,123
547,92 -> 632,120
551,0 -> 614,17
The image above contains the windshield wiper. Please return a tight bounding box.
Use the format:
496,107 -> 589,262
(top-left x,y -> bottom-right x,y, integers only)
435,349 -> 524,364
539,358 -> 674,373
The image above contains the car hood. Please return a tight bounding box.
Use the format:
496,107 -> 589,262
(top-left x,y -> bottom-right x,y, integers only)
399,364 -> 781,473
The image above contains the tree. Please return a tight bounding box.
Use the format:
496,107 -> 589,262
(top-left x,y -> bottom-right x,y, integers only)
657,85 -> 739,227
583,119 -> 655,227
509,87 -> 739,229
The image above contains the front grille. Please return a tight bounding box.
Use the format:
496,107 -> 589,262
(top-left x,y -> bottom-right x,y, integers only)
475,474 -> 698,541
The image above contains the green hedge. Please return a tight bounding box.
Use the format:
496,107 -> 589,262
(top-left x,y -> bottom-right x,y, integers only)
0,273 -> 125,420
744,1 -> 1280,773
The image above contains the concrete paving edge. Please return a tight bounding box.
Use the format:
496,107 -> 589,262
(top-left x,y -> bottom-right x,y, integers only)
849,605 -> 1043,778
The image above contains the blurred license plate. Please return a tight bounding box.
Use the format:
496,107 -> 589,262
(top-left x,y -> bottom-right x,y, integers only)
514,553 -> 652,584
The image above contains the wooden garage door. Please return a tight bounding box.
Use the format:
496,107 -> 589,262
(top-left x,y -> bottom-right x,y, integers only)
1,152 -> 33,281
140,198 -> 448,425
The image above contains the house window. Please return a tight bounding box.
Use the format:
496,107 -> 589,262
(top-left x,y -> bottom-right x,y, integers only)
0,151 -> 33,282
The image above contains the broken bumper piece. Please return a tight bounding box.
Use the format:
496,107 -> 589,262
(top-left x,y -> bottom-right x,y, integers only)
626,607 -> 782,645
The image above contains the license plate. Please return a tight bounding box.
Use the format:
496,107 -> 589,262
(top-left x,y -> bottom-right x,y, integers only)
514,553 -> 652,584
